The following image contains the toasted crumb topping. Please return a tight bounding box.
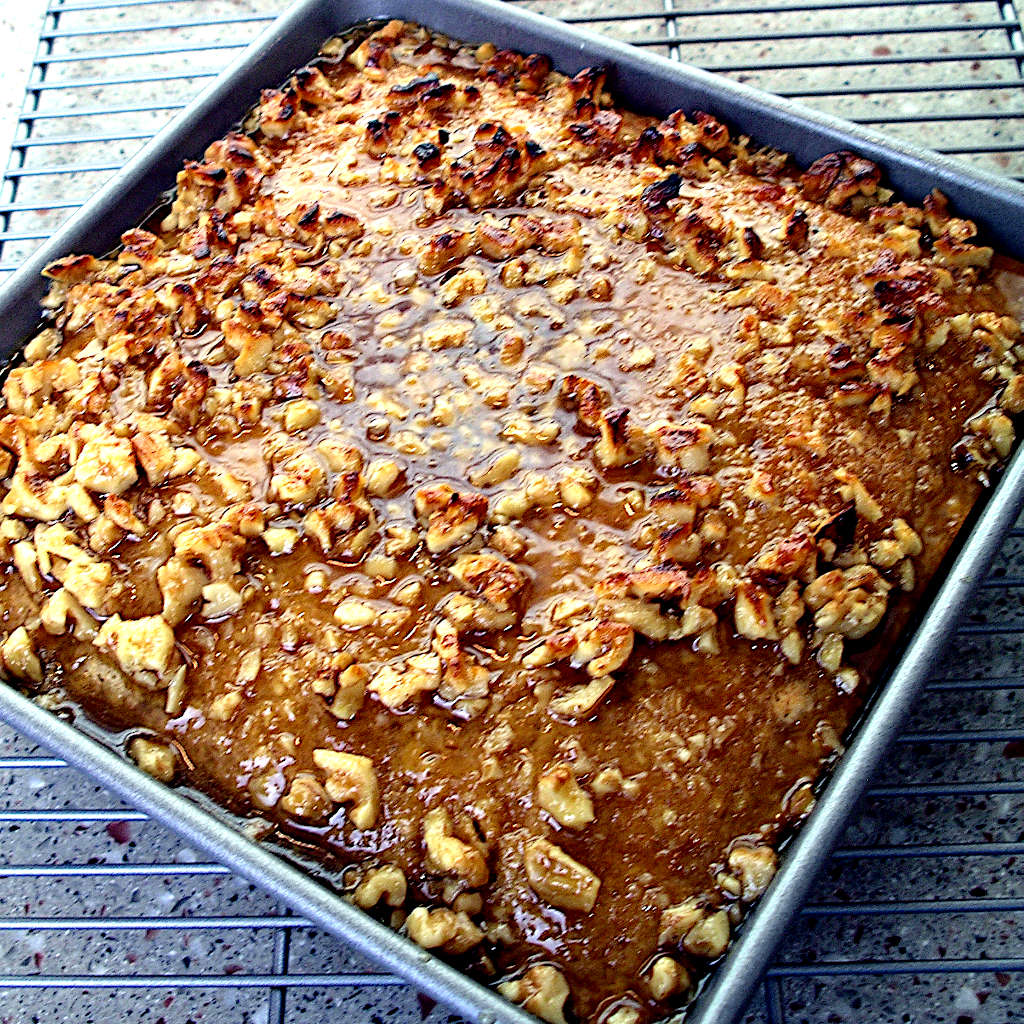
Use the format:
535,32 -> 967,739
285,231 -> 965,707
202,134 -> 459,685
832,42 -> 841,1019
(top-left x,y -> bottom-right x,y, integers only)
0,19 -> 1021,1023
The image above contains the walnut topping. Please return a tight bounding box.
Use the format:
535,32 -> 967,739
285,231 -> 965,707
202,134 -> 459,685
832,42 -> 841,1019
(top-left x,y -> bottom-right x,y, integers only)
269,452 -> 326,508
594,407 -> 635,467
0,627 -> 42,683
157,557 -> 206,626
524,838 -> 601,911
498,965 -> 571,1024
311,748 -> 380,829
525,619 -> 633,678
353,864 -> 407,909
40,589 -> 96,641
646,956 -> 691,1001
133,428 -> 199,485
870,517 -> 922,568
834,468 -> 882,522
969,408 -> 1015,460
726,844 -> 778,901
280,771 -> 334,822
804,565 -> 890,640
129,736 -> 177,783
328,663 -> 368,720
414,482 -> 488,553
95,615 -> 179,684
658,899 -> 731,958
682,907 -> 731,958
449,550 -> 528,623
423,806 -> 489,887
548,674 -> 617,718
537,763 -> 595,829
368,654 -> 441,709
734,582 -> 778,641
174,522 -> 244,580
649,476 -> 721,525
432,619 -> 490,710
418,230 -> 473,275
74,425 -> 139,495
652,419 -> 714,472
800,150 -> 882,209
406,906 -> 484,953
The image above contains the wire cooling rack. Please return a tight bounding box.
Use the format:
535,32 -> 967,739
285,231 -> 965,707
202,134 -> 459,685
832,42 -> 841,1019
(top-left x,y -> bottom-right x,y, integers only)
1,2 -> 1023,1022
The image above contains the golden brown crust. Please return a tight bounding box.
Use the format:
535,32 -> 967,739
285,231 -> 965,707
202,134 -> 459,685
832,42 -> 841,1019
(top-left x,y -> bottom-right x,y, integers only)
0,20 -> 1021,1023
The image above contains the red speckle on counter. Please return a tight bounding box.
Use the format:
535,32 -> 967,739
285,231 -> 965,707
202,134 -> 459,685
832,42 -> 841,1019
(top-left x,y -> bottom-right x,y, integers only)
105,820 -> 132,844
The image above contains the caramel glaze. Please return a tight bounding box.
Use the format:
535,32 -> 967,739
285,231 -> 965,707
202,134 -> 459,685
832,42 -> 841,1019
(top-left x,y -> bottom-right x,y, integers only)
0,20 -> 1022,1024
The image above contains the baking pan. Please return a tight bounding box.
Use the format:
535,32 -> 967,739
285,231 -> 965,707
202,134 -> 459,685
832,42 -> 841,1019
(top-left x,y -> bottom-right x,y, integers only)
1,1 -> 1023,1022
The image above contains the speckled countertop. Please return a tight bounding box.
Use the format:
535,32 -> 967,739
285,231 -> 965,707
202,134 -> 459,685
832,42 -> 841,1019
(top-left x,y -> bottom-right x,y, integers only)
0,5 -> 46,165
0,2 -> 1021,1023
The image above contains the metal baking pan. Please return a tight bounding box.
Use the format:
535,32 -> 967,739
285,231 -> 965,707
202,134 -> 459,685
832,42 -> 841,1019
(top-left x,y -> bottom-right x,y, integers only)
1,1 -> 1023,1021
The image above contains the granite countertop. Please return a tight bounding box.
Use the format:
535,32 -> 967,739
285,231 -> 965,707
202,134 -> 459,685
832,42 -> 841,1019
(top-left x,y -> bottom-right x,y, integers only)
0,4 -> 46,165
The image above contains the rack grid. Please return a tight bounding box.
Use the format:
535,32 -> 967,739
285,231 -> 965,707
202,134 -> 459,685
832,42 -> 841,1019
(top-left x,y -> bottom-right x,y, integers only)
1,1 -> 1023,1022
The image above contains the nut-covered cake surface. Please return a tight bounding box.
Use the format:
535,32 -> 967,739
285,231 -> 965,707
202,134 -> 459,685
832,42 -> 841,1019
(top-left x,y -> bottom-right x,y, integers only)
1,19 -> 1022,1023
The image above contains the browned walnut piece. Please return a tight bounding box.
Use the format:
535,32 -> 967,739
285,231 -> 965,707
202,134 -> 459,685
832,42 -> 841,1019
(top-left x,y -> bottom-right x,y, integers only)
0,19 -> 1022,1023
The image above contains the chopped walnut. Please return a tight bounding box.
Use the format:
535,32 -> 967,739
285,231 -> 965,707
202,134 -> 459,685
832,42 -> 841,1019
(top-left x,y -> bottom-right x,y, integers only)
524,837 -> 601,911
525,619 -> 633,678
280,771 -> 334,823
537,763 -> 595,829
424,806 -> 489,887
548,674 -> 616,718
414,482 -> 487,553
329,663 -> 368,720
0,627 -> 42,683
133,429 -> 199,485
804,565 -> 890,639
970,408 -> 1015,460
282,398 -> 321,433
734,582 -> 778,641
368,654 -> 441,709
157,557 -> 206,626
498,965 -> 571,1024
406,906 -> 484,954
269,452 -> 327,508
95,615 -> 178,683
646,955 -> 691,1001
129,736 -> 177,783
74,426 -> 139,495
449,550 -> 527,625
834,468 -> 882,523
652,419 -> 714,472
659,898 -> 730,958
353,864 -> 407,909
726,844 -> 778,901
432,619 -> 490,709
311,748 -> 380,829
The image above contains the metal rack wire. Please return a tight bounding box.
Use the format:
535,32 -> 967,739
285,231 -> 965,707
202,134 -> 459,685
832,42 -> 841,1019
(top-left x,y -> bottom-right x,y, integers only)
0,1 -> 1022,1022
